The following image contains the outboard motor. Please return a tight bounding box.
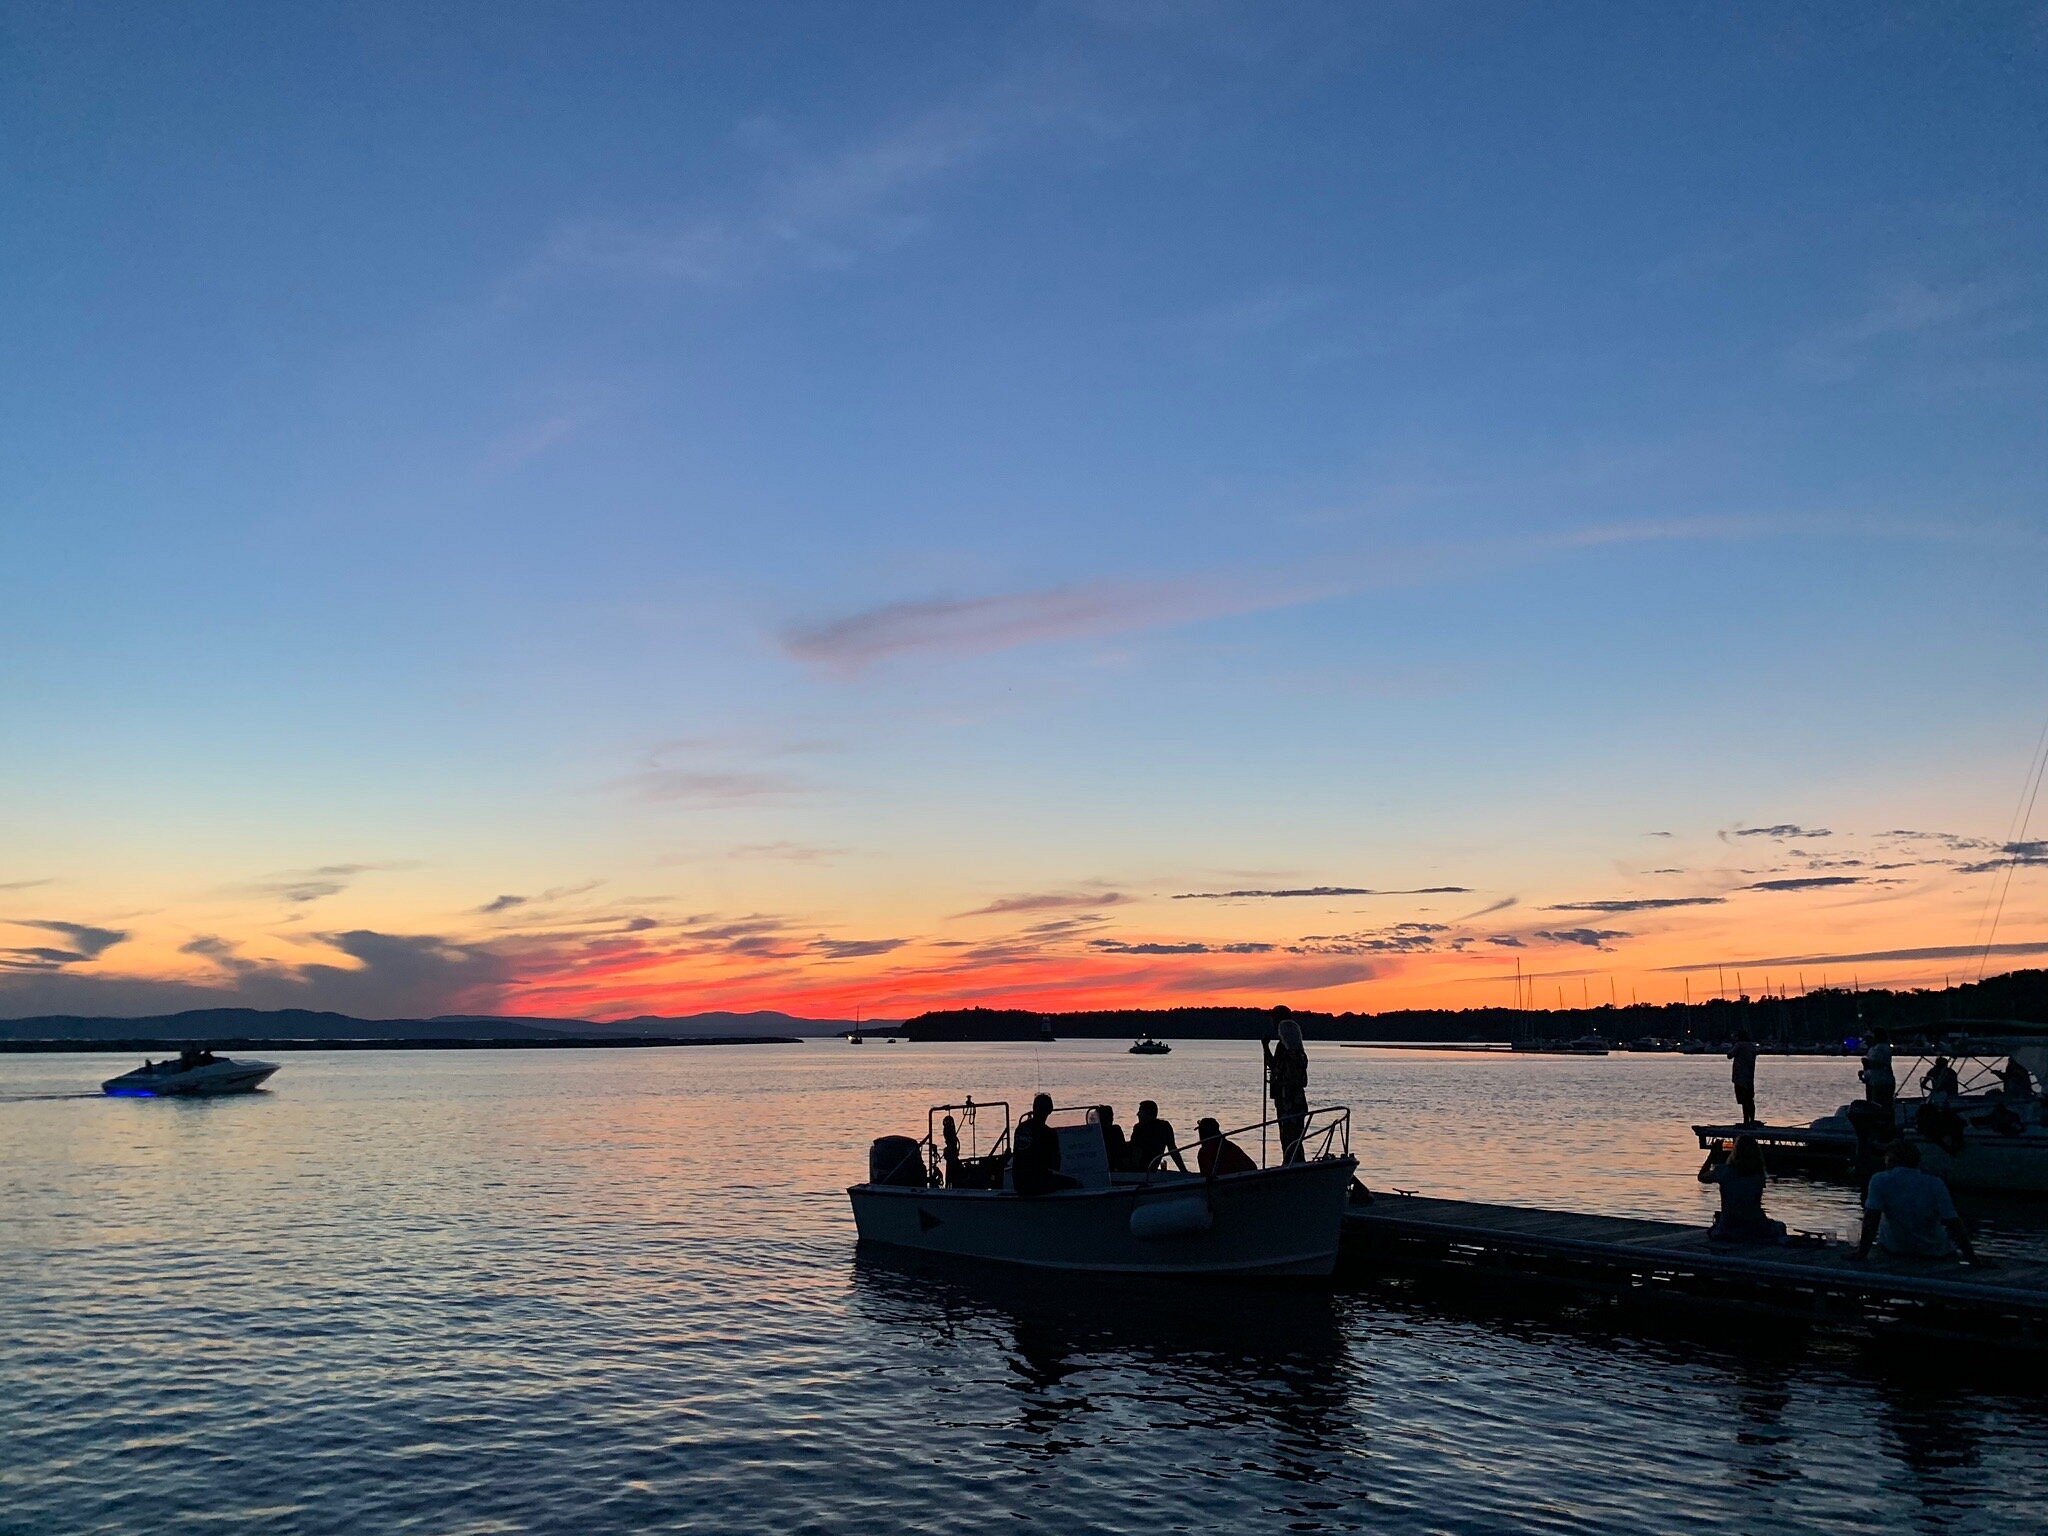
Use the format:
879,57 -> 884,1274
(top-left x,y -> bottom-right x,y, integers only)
868,1135 -> 927,1188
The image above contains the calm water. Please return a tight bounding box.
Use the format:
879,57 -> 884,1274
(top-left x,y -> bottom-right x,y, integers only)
4,1042 -> 2046,1535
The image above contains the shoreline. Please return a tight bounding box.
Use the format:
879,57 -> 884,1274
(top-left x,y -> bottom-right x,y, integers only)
0,1036 -> 804,1054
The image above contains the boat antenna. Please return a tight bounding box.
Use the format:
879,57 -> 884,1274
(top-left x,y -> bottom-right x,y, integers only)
1972,700 -> 2048,980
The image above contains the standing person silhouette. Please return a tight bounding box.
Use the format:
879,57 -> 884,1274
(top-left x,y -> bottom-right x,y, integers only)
1264,1011 -> 1310,1163
1729,1030 -> 1760,1125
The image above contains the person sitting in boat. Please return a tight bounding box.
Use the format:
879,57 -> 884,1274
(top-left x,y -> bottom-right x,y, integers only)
1999,1057 -> 2035,1101
1696,1135 -> 1785,1243
1126,1100 -> 1186,1172
1095,1105 -> 1129,1170
1914,1092 -> 1968,1156
1921,1055 -> 1961,1098
1011,1093 -> 1080,1196
1194,1116 -> 1257,1178
1854,1140 -> 1981,1266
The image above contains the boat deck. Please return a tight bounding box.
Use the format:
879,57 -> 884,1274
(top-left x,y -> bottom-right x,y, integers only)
1692,1120 -> 1858,1168
1344,1194 -> 2048,1340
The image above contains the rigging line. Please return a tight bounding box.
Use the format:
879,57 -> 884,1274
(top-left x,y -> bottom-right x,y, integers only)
1976,705 -> 2048,980
1968,709 -> 2048,957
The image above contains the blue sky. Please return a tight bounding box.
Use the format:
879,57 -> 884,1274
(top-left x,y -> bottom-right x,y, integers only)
3,2 -> 2045,1018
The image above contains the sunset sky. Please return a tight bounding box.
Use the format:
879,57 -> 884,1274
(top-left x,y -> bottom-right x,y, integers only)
5,3 -> 2046,1021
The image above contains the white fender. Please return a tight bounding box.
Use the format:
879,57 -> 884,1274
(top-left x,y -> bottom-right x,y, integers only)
1129,1195 -> 1213,1240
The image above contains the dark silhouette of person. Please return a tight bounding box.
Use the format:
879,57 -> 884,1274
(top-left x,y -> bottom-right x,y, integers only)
1860,1030 -> 1896,1112
1914,1094 -> 1967,1156
941,1114 -> 963,1187
1728,1030 -> 1760,1125
1697,1135 -> 1785,1242
1126,1100 -> 1186,1172
1855,1140 -> 1981,1265
1921,1055 -> 1960,1098
2000,1056 -> 2034,1100
1096,1105 -> 1128,1170
1012,1092 -> 1080,1196
1195,1116 -> 1257,1177
1264,1012 -> 1310,1162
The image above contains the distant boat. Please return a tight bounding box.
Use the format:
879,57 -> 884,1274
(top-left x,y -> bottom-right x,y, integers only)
103,1050 -> 278,1097
1129,1038 -> 1170,1055
1511,1036 -> 1609,1056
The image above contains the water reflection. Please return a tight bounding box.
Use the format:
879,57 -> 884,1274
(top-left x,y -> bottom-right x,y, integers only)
851,1249 -> 1362,1484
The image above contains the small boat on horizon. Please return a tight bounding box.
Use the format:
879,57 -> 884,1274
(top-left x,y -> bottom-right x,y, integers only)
102,1048 -> 279,1097
1128,1038 -> 1170,1055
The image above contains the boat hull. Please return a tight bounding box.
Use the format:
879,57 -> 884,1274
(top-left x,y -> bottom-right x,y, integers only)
849,1157 -> 1357,1277
102,1061 -> 280,1097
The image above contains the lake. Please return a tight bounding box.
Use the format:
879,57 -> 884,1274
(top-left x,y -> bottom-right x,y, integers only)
3,1041 -> 2045,1534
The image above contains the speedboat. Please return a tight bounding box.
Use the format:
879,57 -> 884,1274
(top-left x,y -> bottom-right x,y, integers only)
1129,1038 -> 1170,1055
102,1053 -> 280,1097
849,1098 -> 1357,1276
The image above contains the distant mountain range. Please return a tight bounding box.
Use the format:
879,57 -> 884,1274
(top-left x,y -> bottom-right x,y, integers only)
0,1007 -> 902,1044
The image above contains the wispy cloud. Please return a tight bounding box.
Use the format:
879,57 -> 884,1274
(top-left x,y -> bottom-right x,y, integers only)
238,863 -> 412,905
1544,896 -> 1724,914
3,919 -> 130,965
1176,885 -> 1470,901
1742,876 -> 1864,892
955,891 -> 1131,919
0,878 -> 54,892
619,768 -> 807,806
517,63 -> 1103,296
1661,940 -> 2048,973
1788,275 -> 2031,381
1958,840 -> 2048,874
1090,938 -> 1277,956
1728,823 -> 1833,840
781,578 -> 1305,674
1459,895 -> 1519,920
3,913 -> 133,974
1533,928 -> 1630,950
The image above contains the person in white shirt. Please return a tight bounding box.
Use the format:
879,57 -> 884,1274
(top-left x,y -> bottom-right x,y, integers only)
1854,1141 -> 1980,1264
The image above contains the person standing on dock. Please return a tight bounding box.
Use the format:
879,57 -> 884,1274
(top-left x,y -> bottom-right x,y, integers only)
1859,1030 -> 1896,1115
1854,1141 -> 1982,1266
1728,1031 -> 1760,1125
1264,1012 -> 1311,1163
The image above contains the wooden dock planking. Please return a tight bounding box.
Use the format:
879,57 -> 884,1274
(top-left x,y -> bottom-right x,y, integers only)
1345,1195 -> 2048,1323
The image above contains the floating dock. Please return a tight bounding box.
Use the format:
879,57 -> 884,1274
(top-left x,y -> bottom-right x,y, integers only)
1343,1194 -> 2048,1346
1692,1119 -> 1857,1172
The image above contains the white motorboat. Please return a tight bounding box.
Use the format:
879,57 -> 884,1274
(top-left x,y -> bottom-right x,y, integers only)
102,1050 -> 280,1097
849,1098 -> 1358,1277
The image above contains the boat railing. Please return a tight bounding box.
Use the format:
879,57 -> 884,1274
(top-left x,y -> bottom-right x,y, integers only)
1150,1103 -> 1351,1182
921,1099 -> 1012,1186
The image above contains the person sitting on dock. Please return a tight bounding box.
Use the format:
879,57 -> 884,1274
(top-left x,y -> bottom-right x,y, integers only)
1194,1116 -> 1258,1178
1697,1135 -> 1785,1243
1126,1100 -> 1186,1172
1854,1141 -> 1981,1266
1011,1093 -> 1080,1196
1096,1105 -> 1129,1170
1728,1031 -> 1760,1126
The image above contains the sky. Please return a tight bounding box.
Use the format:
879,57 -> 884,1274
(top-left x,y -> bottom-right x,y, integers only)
3,1 -> 2047,1022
